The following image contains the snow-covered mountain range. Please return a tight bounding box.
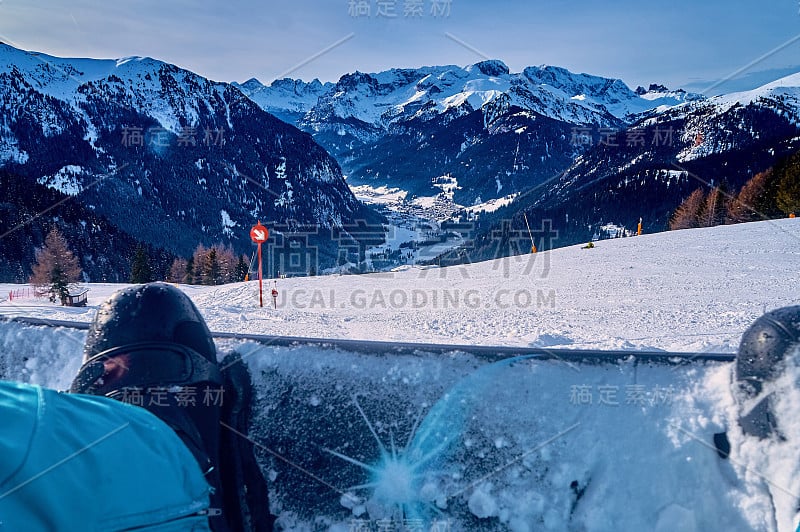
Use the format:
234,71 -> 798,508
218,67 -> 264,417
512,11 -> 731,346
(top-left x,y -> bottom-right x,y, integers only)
0,43 -> 382,281
2,41 -> 799,280
237,59 -> 800,261
648,72 -> 800,163
236,60 -> 699,135
232,60 -> 736,207
456,74 -> 800,262
233,77 -> 333,126
236,61 -> 701,200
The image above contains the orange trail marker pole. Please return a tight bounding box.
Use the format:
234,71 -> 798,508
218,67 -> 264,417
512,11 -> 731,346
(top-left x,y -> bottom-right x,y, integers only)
523,213 -> 536,253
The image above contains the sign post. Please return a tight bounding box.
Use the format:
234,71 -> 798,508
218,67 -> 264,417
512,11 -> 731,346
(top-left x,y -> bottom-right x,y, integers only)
249,221 -> 269,308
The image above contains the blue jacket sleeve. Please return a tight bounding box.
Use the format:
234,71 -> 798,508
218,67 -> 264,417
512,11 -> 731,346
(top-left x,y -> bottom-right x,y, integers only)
0,380 -> 212,531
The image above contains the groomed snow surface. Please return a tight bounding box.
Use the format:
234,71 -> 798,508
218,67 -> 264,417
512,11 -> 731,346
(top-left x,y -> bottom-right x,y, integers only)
2,219 -> 800,531
3,218 -> 797,352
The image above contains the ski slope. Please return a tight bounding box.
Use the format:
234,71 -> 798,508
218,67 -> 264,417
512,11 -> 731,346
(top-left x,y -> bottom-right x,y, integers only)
1,219 -> 800,531
2,218 -> 798,352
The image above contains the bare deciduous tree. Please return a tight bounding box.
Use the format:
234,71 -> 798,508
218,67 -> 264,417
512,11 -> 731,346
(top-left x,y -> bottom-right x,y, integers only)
190,243 -> 239,285
727,170 -> 772,223
699,186 -> 726,227
30,228 -> 82,304
669,188 -> 706,230
168,257 -> 188,283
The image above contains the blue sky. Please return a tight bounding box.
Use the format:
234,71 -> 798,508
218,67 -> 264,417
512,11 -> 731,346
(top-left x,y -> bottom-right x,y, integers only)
1,0 -> 798,94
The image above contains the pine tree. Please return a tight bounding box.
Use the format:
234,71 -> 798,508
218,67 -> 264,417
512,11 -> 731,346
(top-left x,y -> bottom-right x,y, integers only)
205,248 -> 221,285
30,228 -> 82,304
776,152 -> 800,215
777,179 -> 800,215
130,245 -> 153,284
235,255 -> 249,282
185,256 -> 195,284
669,188 -> 706,230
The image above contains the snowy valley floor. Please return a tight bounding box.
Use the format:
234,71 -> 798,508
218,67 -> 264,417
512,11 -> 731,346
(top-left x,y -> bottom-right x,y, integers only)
2,219 -> 800,531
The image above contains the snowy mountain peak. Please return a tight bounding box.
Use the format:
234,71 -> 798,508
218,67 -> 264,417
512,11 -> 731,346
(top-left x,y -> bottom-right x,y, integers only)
338,70 -> 378,91
114,55 -> 157,68
523,65 -> 634,101
636,83 -> 669,95
270,77 -> 328,92
661,70 -> 800,161
0,43 -> 207,130
467,59 -> 510,77
232,76 -> 332,124
723,71 -> 800,106
666,70 -> 800,119
759,71 -> 800,90
0,44 -> 169,85
237,77 -> 265,92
